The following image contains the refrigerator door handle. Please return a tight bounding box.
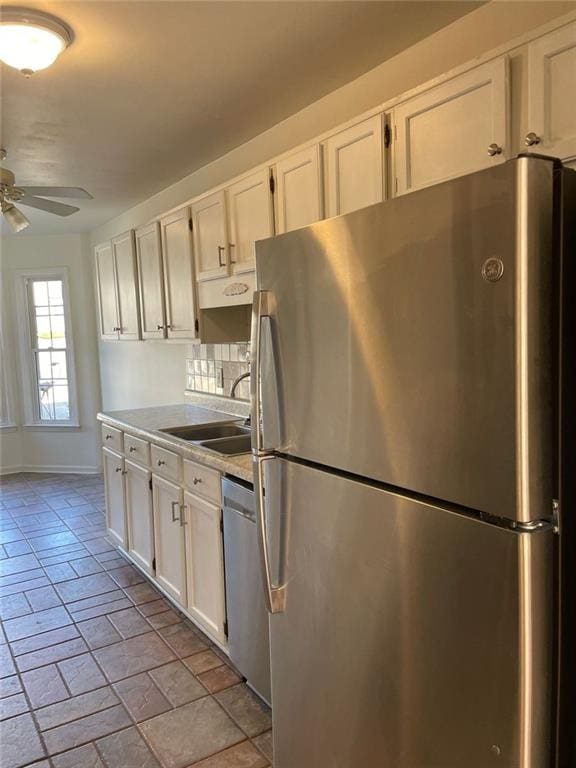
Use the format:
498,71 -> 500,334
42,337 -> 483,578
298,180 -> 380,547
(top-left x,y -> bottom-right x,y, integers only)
253,453 -> 287,614
250,290 -> 270,453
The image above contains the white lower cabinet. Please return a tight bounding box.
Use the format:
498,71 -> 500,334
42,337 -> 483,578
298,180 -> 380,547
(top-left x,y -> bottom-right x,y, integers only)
102,425 -> 229,646
152,474 -> 187,606
184,490 -> 227,643
103,448 -> 126,548
125,460 -> 154,575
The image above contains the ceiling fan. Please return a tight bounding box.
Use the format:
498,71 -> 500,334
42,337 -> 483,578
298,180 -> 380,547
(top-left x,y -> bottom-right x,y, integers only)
0,148 -> 92,233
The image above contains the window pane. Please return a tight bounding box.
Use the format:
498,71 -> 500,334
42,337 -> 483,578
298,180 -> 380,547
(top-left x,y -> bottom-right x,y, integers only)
36,316 -> 52,348
28,276 -> 74,423
33,281 -> 48,306
48,281 -> 63,301
53,385 -> 70,420
51,316 -> 66,348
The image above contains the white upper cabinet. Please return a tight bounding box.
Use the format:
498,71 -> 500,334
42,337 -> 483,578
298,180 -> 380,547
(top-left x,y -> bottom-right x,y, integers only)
191,191 -> 229,282
95,241 -> 119,341
274,145 -> 324,233
324,114 -> 385,218
111,231 -> 141,341
135,222 -> 166,340
392,58 -> 509,195
528,23 -> 576,162
160,207 -> 199,340
226,168 -> 274,273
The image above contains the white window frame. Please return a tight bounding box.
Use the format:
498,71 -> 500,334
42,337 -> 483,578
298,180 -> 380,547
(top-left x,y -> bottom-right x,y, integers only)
15,268 -> 80,428
0,317 -> 15,429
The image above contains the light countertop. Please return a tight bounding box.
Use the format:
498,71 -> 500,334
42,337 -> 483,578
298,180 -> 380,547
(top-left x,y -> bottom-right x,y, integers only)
98,402 -> 253,483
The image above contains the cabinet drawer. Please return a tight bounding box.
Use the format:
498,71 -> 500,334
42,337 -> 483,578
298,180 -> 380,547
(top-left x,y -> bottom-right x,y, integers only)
124,434 -> 150,466
151,444 -> 181,481
183,459 -> 221,504
101,424 -> 123,453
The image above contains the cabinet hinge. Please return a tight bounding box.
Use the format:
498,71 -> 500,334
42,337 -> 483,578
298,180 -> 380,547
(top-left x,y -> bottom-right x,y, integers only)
194,318 -> 200,334
149,478 -> 153,491
384,123 -> 392,149
269,173 -> 275,195
220,517 -> 224,533
188,218 -> 193,232
152,557 -> 156,572
223,619 -> 229,639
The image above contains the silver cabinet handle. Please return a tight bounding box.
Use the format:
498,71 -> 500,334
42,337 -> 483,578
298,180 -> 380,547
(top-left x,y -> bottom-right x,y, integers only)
105,434 -> 113,440
179,504 -> 187,527
487,143 -> 503,156
253,454 -> 286,614
115,466 -> 122,473
171,501 -> 180,522
156,324 -> 165,330
217,245 -> 226,267
229,243 -> 236,264
193,477 -> 202,485
121,469 -> 127,475
129,446 -> 136,453
157,459 -> 166,466
113,326 -> 121,332
525,132 -> 541,147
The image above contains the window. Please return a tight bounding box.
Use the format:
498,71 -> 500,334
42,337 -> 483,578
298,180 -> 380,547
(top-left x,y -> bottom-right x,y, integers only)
17,269 -> 78,426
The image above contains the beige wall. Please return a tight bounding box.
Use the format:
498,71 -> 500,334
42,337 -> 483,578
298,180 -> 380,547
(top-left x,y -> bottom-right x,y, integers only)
92,1 -> 575,413
0,234 -> 102,473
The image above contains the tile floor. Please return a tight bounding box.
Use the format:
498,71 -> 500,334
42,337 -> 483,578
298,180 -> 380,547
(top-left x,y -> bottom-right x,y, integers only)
0,473 -> 273,768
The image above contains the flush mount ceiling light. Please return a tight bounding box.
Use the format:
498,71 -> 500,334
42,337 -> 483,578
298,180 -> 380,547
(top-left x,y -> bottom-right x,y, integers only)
0,7 -> 73,76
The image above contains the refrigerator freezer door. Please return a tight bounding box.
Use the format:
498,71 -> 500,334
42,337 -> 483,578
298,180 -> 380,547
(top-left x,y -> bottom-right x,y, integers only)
255,157 -> 555,523
267,458 -> 554,768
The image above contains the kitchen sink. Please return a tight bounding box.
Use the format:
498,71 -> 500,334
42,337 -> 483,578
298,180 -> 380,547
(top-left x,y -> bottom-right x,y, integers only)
198,435 -> 253,455
159,421 -> 252,456
160,423 -> 250,441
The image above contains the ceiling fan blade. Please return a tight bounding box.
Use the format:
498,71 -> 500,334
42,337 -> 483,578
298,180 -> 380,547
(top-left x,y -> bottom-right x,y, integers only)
17,186 -> 93,199
19,195 -> 80,216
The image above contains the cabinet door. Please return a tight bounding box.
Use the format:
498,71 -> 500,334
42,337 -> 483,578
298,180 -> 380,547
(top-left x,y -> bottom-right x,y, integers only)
393,58 -> 509,195
125,460 -> 154,575
112,231 -> 141,340
103,448 -> 126,548
191,191 -> 229,282
135,222 -> 166,340
324,114 -> 384,218
94,242 -> 119,340
160,208 -> 199,340
152,475 -> 186,606
528,23 -> 576,161
227,169 -> 274,274
184,491 -> 226,643
275,145 -> 324,233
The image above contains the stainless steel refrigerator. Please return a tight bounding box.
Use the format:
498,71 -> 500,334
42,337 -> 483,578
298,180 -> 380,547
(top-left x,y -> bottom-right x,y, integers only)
251,155 -> 576,768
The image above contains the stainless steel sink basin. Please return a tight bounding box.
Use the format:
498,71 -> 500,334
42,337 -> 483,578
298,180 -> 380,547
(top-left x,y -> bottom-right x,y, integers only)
198,434 -> 253,456
159,421 -> 252,456
161,423 -> 250,441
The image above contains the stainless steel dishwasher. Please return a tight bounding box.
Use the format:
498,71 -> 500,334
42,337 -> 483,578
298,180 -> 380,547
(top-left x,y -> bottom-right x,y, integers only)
222,476 -> 271,704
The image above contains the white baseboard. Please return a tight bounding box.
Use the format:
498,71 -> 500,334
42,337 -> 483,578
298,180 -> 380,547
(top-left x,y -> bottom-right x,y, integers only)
0,464 -> 101,476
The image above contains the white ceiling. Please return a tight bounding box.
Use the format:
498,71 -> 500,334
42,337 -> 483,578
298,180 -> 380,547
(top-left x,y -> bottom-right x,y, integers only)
0,1 -> 484,235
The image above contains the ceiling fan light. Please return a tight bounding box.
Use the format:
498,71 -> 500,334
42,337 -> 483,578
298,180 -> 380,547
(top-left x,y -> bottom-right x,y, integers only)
1,201 -> 30,233
0,9 -> 72,74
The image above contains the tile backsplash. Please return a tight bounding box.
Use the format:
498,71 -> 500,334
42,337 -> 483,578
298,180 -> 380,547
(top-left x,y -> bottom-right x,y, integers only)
185,343 -> 251,400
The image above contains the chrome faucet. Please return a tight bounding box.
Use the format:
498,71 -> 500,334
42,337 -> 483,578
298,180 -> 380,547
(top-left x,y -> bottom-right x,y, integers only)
230,371 -> 250,399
